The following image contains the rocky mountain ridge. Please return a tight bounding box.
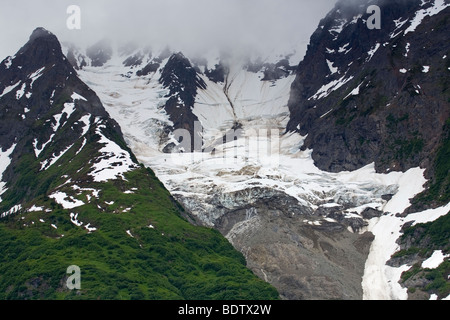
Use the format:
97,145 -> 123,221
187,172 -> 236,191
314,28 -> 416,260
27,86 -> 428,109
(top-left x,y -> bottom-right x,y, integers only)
0,28 -> 278,300
287,0 -> 449,180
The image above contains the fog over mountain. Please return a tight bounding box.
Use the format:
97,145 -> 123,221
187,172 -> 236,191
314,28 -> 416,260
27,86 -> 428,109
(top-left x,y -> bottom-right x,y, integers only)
0,0 -> 336,59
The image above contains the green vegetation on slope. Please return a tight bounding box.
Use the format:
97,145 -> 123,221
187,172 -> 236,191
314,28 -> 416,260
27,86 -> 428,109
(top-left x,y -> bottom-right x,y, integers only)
393,205 -> 450,299
385,113 -> 449,299
0,167 -> 279,300
0,106 -> 278,300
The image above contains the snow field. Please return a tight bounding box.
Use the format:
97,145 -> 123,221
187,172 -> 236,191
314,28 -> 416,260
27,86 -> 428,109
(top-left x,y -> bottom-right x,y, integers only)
77,48 -> 450,300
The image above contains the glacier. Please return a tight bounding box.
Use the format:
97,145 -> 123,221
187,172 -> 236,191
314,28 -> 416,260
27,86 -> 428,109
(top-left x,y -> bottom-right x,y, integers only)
75,47 -> 447,300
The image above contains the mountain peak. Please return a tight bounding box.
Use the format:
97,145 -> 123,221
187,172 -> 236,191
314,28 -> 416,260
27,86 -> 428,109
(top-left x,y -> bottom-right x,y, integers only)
13,27 -> 65,68
29,27 -> 57,42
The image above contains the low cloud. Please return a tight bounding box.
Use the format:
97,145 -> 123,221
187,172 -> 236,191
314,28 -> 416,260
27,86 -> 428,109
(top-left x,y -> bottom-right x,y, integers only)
0,0 -> 337,60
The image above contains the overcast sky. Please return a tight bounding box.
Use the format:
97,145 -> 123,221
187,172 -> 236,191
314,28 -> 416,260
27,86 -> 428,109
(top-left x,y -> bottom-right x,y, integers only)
0,0 -> 337,60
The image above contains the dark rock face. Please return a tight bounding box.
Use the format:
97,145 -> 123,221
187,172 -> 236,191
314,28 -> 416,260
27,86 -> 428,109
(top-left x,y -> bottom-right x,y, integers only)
64,43 -> 88,70
86,39 -> 113,67
136,62 -> 160,76
287,0 -> 450,176
205,62 -> 226,83
160,52 -> 207,106
123,52 -> 145,68
159,52 -> 207,152
261,60 -> 296,81
245,57 -> 297,81
0,28 -> 125,204
225,206 -> 374,300
0,28 -> 103,150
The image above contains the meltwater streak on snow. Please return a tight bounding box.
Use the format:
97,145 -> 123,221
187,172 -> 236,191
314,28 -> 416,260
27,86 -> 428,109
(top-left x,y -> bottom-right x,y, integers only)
193,60 -> 294,145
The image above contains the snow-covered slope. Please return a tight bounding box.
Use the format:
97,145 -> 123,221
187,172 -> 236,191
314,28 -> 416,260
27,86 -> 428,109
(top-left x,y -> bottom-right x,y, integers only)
0,28 -> 139,218
0,28 -> 281,300
79,54 -> 173,155
74,38 -> 449,299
